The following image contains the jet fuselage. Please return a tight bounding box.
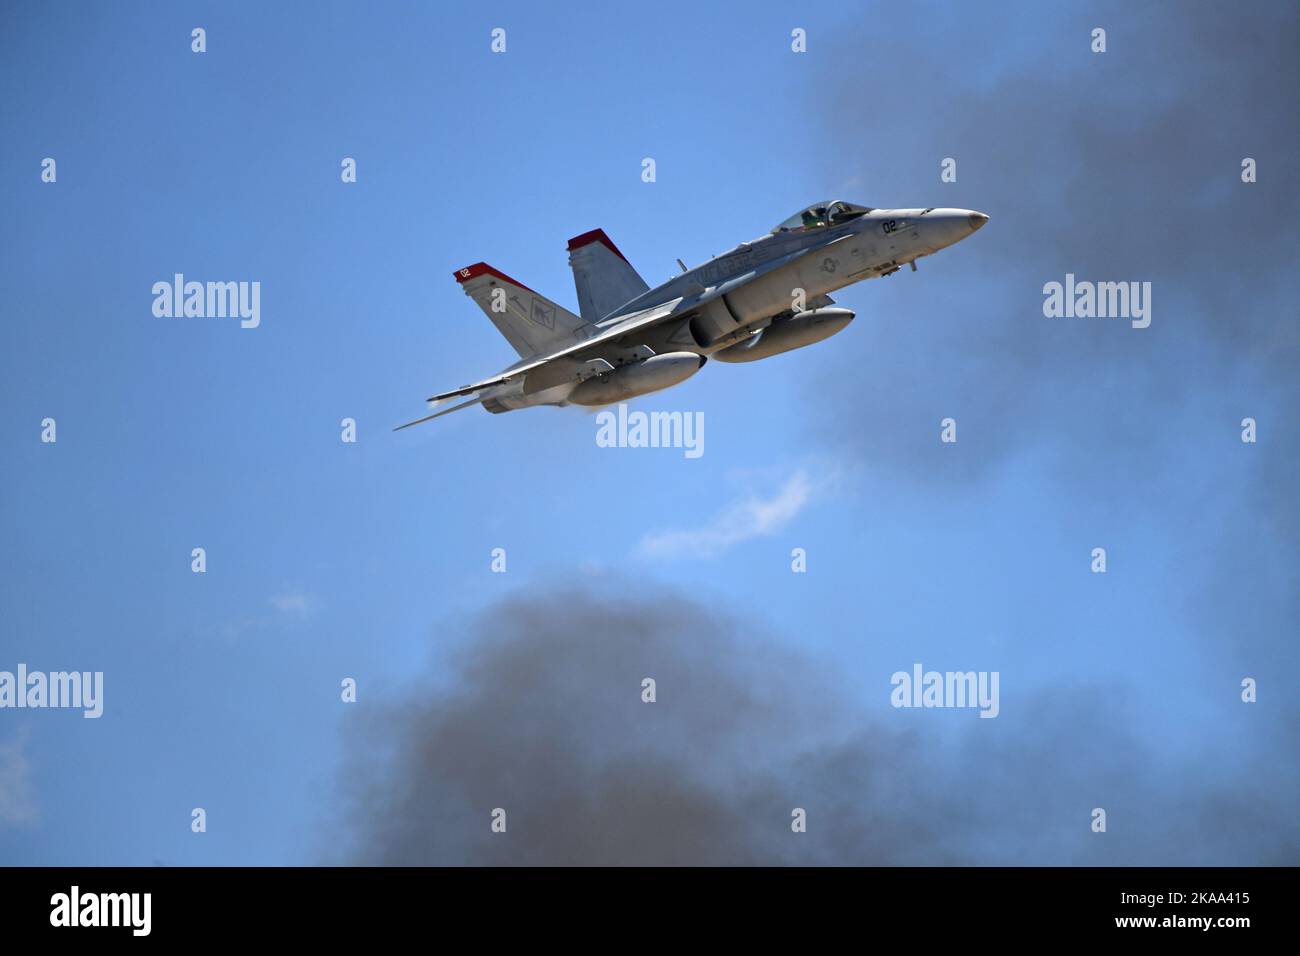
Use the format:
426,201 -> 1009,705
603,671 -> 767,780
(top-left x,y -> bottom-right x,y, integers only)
400,201 -> 989,428
616,206 -> 989,361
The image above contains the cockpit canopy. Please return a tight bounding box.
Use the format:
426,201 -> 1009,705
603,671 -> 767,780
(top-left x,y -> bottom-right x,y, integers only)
771,200 -> 873,234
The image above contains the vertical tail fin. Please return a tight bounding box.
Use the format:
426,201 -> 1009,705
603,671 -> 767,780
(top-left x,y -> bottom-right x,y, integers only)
453,263 -> 593,359
567,229 -> 650,322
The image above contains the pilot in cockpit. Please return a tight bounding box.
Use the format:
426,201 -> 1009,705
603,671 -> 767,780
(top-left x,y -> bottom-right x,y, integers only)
801,206 -> 828,229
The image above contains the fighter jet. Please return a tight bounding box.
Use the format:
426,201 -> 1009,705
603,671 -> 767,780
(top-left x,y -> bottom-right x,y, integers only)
396,201 -> 988,429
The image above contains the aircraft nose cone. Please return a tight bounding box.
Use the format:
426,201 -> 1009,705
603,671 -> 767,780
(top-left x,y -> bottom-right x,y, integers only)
967,212 -> 990,232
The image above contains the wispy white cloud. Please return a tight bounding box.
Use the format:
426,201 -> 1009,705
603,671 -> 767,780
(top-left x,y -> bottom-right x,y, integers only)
207,591 -> 318,642
638,469 -> 818,560
269,591 -> 314,615
0,727 -> 39,830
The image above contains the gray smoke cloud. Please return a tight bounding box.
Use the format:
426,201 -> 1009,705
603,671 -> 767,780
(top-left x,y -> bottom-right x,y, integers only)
807,1 -> 1299,527
329,584 -> 1297,865
802,0 -> 1300,686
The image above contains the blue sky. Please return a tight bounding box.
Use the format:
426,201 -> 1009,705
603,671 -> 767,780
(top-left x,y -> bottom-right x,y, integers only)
1,1 -> 1296,865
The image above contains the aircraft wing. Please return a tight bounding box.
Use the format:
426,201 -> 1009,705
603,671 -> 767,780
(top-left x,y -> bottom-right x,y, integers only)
422,298 -> 689,404
405,239 -> 834,425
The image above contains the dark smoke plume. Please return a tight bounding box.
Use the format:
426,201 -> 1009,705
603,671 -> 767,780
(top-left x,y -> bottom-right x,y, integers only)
330,585 -> 1297,865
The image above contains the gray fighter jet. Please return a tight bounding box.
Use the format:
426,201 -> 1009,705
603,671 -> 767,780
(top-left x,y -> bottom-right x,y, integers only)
397,201 -> 988,428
